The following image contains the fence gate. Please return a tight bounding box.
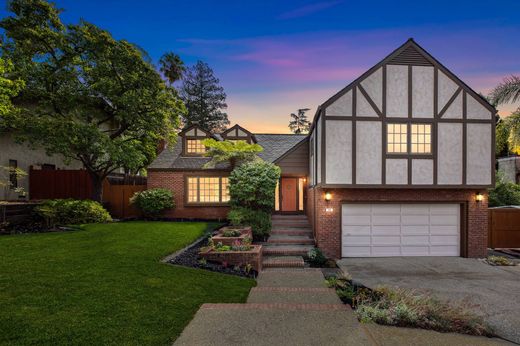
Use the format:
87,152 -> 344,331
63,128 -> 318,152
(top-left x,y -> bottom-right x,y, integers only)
488,208 -> 520,248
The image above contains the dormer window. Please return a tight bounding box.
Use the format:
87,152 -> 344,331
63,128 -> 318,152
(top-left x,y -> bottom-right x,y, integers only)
221,124 -> 256,144
186,139 -> 206,154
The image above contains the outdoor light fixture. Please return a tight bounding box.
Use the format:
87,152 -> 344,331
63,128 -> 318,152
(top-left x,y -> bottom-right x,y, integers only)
325,192 -> 332,201
475,192 -> 484,202
325,207 -> 334,213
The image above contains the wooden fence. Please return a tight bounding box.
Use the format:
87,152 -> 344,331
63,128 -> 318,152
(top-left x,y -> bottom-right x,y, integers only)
29,168 -> 146,219
488,208 -> 520,248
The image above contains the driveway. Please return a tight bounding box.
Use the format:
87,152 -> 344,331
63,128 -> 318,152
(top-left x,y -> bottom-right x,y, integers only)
337,257 -> 520,344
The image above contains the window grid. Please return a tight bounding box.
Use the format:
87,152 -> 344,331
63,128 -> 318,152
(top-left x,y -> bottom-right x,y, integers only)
387,123 -> 408,153
186,139 -> 206,154
411,124 -> 432,154
187,177 -> 230,204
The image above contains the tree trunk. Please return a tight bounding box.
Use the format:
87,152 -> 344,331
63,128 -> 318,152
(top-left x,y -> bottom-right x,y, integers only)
89,172 -> 104,202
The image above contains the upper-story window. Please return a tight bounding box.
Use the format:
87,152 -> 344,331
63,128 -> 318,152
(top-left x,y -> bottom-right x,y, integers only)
387,123 -> 432,154
186,139 -> 206,154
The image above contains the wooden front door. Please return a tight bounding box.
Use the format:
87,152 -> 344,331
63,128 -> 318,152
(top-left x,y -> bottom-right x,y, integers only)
281,177 -> 297,212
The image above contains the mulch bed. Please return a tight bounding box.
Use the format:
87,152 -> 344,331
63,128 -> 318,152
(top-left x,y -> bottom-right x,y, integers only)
168,235 -> 258,279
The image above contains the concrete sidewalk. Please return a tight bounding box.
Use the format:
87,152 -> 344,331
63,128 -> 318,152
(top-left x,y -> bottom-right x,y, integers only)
174,268 -> 511,346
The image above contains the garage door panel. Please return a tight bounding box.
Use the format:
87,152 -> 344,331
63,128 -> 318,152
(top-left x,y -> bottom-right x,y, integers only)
371,225 -> 400,236
401,235 -> 430,245
401,215 -> 429,225
371,246 -> 401,256
372,236 -> 401,245
342,203 -> 460,257
372,215 -> 400,225
401,225 -> 429,235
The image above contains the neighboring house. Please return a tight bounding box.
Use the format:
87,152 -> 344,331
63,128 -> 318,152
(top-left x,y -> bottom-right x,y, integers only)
0,133 -> 83,200
148,39 -> 495,259
497,156 -> 520,184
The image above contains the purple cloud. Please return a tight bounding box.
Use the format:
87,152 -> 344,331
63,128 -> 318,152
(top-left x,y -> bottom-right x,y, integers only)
278,1 -> 343,19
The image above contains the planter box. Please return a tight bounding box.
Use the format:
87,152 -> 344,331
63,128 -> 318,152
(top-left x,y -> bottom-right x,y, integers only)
200,244 -> 262,272
212,226 -> 253,246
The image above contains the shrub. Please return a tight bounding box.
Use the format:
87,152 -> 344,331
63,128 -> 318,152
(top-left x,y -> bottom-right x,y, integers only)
488,171 -> 520,207
307,248 -> 328,266
229,160 -> 281,211
222,229 -> 241,237
486,255 -> 516,266
130,188 -> 175,217
36,199 -> 112,227
228,207 -> 271,240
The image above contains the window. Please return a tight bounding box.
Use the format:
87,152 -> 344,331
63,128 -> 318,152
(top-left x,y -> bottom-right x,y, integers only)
411,124 -> 431,154
387,123 -> 408,153
8,160 -> 17,189
186,139 -> 206,154
387,123 -> 432,154
186,176 -> 229,204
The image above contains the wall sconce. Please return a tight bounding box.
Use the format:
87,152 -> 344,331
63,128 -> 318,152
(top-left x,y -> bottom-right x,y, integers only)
324,192 -> 332,201
475,192 -> 484,202
325,207 -> 334,213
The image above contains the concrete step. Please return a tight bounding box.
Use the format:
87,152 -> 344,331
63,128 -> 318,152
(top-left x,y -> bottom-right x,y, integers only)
272,225 -> 312,231
271,229 -> 313,236
262,256 -> 305,268
272,221 -> 310,226
267,235 -> 314,245
247,287 -> 342,304
271,214 -> 308,221
256,268 -> 327,288
262,244 -> 314,256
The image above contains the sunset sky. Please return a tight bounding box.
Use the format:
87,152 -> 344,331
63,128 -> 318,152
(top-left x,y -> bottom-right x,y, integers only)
4,0 -> 519,133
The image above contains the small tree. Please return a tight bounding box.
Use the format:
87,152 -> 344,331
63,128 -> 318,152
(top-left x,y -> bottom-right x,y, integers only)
0,166 -> 27,200
489,172 -> 520,207
288,108 -> 311,134
202,139 -> 263,169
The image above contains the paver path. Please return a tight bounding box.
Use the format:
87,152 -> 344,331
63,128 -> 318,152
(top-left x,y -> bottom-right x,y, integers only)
174,268 -> 510,345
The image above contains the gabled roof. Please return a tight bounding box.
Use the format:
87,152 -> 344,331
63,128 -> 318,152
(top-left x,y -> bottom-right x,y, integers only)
148,132 -> 308,170
178,123 -> 219,139
220,124 -> 257,143
310,38 -> 496,130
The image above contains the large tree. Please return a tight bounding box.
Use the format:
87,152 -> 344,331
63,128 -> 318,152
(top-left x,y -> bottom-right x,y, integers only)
179,61 -> 229,132
288,108 -> 310,134
490,76 -> 520,156
159,52 -> 185,86
1,0 -> 184,201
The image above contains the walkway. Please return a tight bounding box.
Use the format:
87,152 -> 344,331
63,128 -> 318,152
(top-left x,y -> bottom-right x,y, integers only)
174,268 -> 509,345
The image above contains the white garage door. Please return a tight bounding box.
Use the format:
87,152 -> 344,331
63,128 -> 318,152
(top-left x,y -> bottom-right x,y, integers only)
342,203 -> 460,257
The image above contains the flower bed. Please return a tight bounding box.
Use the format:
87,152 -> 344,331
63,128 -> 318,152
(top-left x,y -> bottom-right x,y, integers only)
212,226 -> 253,246
200,244 -> 263,272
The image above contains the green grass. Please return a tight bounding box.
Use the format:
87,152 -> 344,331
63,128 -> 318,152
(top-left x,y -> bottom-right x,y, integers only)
0,222 -> 255,345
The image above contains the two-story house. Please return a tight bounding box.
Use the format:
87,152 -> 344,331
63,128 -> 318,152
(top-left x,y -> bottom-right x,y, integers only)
148,39 -> 495,259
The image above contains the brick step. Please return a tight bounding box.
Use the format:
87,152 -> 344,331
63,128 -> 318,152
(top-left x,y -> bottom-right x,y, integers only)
200,303 -> 349,311
272,226 -> 312,231
271,229 -> 313,236
271,215 -> 308,220
267,235 -> 314,245
272,220 -> 310,225
262,256 -> 305,268
263,245 -> 314,256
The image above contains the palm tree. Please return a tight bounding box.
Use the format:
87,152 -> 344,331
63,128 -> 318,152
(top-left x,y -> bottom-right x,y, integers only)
159,52 -> 185,85
490,76 -> 520,105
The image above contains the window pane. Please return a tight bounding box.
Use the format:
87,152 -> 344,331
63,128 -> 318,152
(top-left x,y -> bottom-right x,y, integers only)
411,123 -> 432,153
221,177 -> 230,202
187,139 -> 206,154
187,177 -> 198,202
199,177 -> 220,202
387,123 -> 408,153
298,178 -> 305,211
274,180 -> 280,211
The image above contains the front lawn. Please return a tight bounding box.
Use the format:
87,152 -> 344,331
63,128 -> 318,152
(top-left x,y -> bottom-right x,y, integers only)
0,222 -> 255,345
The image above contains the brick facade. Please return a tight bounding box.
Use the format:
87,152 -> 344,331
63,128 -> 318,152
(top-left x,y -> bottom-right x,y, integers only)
308,187 -> 488,259
147,170 -> 230,220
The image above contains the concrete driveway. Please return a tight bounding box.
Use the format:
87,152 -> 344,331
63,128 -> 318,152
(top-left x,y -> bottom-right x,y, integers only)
337,257 -> 520,344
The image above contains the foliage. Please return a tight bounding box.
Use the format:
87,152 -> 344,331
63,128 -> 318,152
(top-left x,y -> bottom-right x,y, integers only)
130,188 -> 175,218
354,286 -> 492,336
506,112 -> 520,154
0,165 -> 27,199
307,248 -> 327,266
0,222 -> 254,344
159,52 -> 185,85
202,138 -> 263,169
488,172 -> 520,207
288,108 -> 311,134
486,255 -> 516,266
490,75 -> 520,105
228,207 -> 271,239
0,0 -> 184,201
0,57 -> 24,124
230,237 -> 252,251
222,229 -> 241,237
495,118 -> 511,157
35,199 -> 112,227
229,160 -> 281,211
179,61 -> 229,132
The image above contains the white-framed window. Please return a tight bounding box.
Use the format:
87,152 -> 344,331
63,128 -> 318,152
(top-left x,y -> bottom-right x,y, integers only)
186,139 -> 206,154
387,123 -> 432,154
186,176 -> 229,204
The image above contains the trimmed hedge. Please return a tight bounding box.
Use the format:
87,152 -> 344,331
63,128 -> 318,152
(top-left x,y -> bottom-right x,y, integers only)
36,199 -> 112,227
130,188 -> 175,218
228,207 -> 271,240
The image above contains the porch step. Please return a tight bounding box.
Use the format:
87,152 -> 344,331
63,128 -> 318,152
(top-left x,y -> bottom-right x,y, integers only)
262,256 -> 305,268
272,220 -> 310,227
263,245 -> 314,256
267,235 -> 314,245
271,229 -> 313,236
271,214 -> 308,221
